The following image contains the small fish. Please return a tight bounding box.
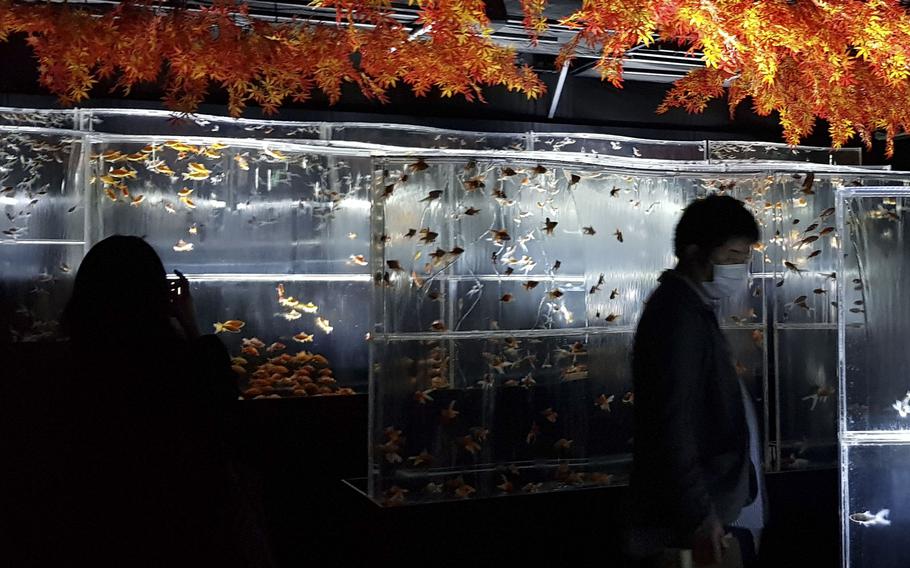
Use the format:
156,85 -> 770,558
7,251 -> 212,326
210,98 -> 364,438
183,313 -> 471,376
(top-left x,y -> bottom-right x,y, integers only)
380,184 -> 395,199
188,224 -> 198,235
67,205 -> 77,213
752,329 -> 764,348
802,172 -> 815,195
299,302 -> 319,313
813,288 -> 827,295
408,158 -> 429,172
610,187 -> 621,197
430,320 -> 447,332
526,422 -> 540,445
163,201 -> 177,214
234,154 -> 250,170
610,288 -> 619,300
386,260 -> 403,271
500,294 -> 513,303
59,263 -> 71,273
523,281 -> 539,291
569,174 -> 581,186
501,167 -> 517,177
404,228 -> 417,238
108,168 -> 138,179
850,308 -> 865,314
490,229 -> 511,243
613,229 -> 623,242
632,147 -> 642,157
177,187 -> 194,197
454,484 -> 476,499
267,342 -> 286,353
582,226 -> 596,236
173,239 -> 194,252
893,391 -> 910,418
348,254 -> 368,267
605,313 -> 620,322
440,401 -> 459,421
819,207 -> 835,219
129,195 -> 145,207
554,438 -> 574,451
419,229 -> 438,244
819,226 -> 835,236
543,217 -> 558,236
463,178 -> 485,192
293,332 -> 314,343
281,310 -> 302,321
180,196 -> 196,209
596,394 -> 615,412
622,392 -> 634,405
459,435 -> 482,454
803,222 -> 819,232
315,317 -> 334,334
807,250 -> 822,259
784,261 -> 804,274
849,509 -> 891,527
497,475 -> 514,493
420,190 -> 443,202
797,235 -> 818,248
213,320 -> 245,333
262,147 -> 288,161
464,207 -> 481,216
531,165 -> 547,175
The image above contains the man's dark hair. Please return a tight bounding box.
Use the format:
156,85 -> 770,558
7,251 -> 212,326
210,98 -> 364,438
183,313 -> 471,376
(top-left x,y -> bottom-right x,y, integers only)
674,195 -> 760,258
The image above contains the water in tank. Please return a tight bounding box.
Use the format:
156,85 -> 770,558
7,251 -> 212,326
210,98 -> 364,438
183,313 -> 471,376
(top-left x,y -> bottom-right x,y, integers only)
837,187 -> 910,568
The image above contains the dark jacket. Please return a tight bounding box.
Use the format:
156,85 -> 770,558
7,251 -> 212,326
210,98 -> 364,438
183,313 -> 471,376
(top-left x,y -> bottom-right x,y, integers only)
627,270 -> 754,556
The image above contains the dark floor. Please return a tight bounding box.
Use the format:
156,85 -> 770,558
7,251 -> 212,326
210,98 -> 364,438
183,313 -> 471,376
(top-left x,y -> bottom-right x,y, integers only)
4,343 -> 839,567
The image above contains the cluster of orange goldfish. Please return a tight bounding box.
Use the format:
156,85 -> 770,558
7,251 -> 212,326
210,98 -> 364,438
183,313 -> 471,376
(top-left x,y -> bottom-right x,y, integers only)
233,338 -> 353,399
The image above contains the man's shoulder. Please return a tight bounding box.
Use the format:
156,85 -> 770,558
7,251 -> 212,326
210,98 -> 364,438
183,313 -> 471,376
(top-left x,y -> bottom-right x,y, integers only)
643,274 -> 706,319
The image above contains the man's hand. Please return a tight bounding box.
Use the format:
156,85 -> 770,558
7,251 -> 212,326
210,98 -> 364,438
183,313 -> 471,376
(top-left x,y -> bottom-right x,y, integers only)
692,514 -> 726,566
169,269 -> 201,340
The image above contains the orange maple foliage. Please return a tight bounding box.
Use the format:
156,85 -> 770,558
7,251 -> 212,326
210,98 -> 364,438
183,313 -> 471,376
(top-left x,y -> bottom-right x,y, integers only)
5,0 -> 910,155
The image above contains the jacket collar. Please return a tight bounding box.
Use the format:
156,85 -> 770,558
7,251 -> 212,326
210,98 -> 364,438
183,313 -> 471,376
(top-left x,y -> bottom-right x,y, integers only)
658,269 -> 718,312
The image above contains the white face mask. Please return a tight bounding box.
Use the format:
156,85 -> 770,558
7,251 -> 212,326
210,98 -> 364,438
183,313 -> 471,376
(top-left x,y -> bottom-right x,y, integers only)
703,262 -> 750,300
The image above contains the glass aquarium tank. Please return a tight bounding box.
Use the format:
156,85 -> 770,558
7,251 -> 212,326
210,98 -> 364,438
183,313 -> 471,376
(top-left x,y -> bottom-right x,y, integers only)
838,186 -> 910,568
84,136 -> 375,397
3,107 -> 910,507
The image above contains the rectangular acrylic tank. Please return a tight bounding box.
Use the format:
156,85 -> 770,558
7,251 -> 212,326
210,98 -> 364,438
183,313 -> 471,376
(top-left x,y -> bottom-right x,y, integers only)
368,152 -> 785,504
85,135 -> 374,395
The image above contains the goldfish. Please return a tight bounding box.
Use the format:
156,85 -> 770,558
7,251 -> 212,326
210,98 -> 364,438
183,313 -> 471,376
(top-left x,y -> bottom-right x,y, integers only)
299,302 -> 318,313
522,483 -> 543,493
163,201 -> 177,214
408,158 -> 429,172
440,401 -> 459,422
267,342 -> 286,353
104,187 -> 118,201
459,435 -> 482,454
547,289 -> 564,300
819,207 -> 835,219
420,190 -> 443,202
348,254 -> 368,266
784,261 -> 804,274
234,153 -> 250,170
413,389 -> 434,405
490,229 -> 511,243
262,147 -> 288,161
496,475 -> 514,493
819,226 -> 835,237
531,165 -> 547,175
596,394 -> 614,412
430,320 -> 446,332
315,317 -> 333,334
281,310 -> 302,321
213,320 -> 245,333
151,162 -> 175,176
408,450 -> 433,467
129,195 -> 145,207
797,235 -> 818,248
802,384 -> 835,410
293,332 -> 314,343
501,167 -> 517,177
580,226 -> 596,236
554,439 -> 573,452
526,423 -> 540,445
849,510 -> 891,527
109,168 -> 138,179
386,260 -> 403,271
543,218 -> 558,235
605,313 -> 620,322
610,288 -> 620,300
892,392 -> 910,418
180,196 -> 196,209
613,229 -> 623,242
752,329 -> 764,348
419,228 -> 438,244
807,250 -> 822,259
454,484 -> 476,499
173,239 -> 194,252
622,391 -> 634,405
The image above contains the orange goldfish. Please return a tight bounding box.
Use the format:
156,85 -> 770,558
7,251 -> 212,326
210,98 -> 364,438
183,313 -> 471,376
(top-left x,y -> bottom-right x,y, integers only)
213,320 -> 245,333
172,239 -> 194,252
541,407 -> 558,423
293,332 -> 314,343
596,394 -> 614,412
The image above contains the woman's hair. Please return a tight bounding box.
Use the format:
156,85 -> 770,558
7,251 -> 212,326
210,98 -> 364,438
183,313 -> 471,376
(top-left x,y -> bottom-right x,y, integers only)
674,195 -> 760,258
63,235 -> 173,345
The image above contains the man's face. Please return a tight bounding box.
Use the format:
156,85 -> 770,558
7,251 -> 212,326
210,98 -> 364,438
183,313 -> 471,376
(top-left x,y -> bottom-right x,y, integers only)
709,237 -> 754,266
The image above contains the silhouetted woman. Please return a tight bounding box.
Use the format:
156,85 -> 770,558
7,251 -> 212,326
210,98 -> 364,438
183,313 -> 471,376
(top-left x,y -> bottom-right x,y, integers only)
52,235 -> 272,567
